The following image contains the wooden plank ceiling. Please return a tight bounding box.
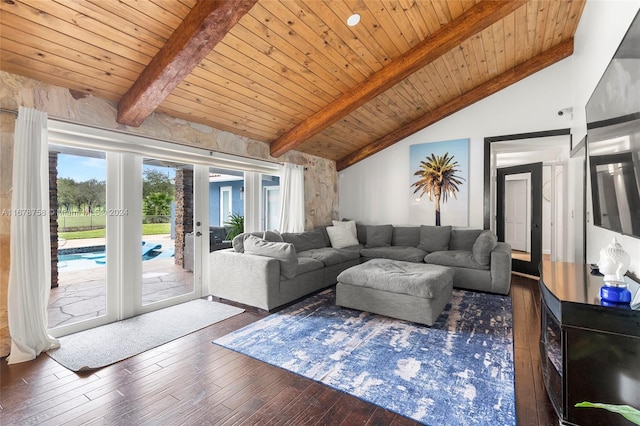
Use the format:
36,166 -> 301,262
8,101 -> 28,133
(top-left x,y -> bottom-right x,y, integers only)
0,0 -> 585,170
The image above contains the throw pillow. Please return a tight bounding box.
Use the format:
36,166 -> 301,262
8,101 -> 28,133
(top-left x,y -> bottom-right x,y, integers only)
232,231 -> 283,253
472,230 -> 498,265
339,218 -> 367,245
326,225 -> 360,249
365,225 -> 393,248
243,235 -> 298,279
417,225 -> 452,252
332,220 -> 358,239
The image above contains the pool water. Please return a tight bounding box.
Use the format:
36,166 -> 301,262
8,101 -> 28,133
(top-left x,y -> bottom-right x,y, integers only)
58,249 -> 170,272
58,252 -> 106,272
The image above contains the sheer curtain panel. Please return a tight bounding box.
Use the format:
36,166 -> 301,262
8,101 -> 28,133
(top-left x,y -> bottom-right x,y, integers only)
278,163 -> 305,233
7,107 -> 59,364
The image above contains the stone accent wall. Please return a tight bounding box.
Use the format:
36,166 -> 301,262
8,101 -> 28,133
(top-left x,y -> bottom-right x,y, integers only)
49,152 -> 58,289
0,111 -> 15,357
174,169 -> 193,267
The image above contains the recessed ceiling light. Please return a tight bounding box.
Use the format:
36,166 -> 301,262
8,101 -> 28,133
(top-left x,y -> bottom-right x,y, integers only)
347,13 -> 360,27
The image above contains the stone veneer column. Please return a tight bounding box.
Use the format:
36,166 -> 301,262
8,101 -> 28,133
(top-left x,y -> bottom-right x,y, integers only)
0,112 -> 15,356
49,152 -> 58,289
174,169 -> 193,267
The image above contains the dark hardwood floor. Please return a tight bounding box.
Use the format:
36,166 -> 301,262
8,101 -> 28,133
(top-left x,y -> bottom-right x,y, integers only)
1,274 -> 558,425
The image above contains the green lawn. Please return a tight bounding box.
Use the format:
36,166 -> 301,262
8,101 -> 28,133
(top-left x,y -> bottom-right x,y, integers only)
59,223 -> 171,240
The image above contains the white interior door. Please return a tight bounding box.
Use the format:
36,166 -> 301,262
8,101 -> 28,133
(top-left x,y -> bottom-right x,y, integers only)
505,176 -> 529,252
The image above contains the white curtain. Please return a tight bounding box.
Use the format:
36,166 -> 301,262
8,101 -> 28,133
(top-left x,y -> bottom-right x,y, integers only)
278,163 -> 305,233
7,106 -> 59,364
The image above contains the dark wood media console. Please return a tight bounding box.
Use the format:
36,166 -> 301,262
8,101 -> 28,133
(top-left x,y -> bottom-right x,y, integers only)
539,261 -> 640,425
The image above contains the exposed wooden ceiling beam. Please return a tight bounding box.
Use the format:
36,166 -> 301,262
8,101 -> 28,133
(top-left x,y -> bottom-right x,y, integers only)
336,38 -> 575,171
117,0 -> 257,127
269,0 -> 527,157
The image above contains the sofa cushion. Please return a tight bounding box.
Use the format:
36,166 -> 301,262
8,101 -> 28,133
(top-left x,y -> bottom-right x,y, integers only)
314,225 -> 332,247
243,235 -> 298,279
449,228 -> 483,251
366,225 -> 393,248
282,229 -> 327,252
232,231 -> 283,253
296,257 -> 325,275
356,223 -> 367,245
298,247 -> 361,267
417,225 -> 451,252
424,250 -> 490,271
326,225 -> 360,249
472,230 -> 498,265
391,226 -> 420,247
360,246 -> 427,263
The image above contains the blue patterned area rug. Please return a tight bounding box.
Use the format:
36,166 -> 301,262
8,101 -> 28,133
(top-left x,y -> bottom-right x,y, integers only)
214,288 -> 515,425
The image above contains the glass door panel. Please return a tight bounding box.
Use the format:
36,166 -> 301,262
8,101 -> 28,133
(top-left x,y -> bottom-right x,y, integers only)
48,146 -> 110,332
220,186 -> 232,227
209,168 -> 244,236
262,174 -> 280,231
140,159 -> 194,306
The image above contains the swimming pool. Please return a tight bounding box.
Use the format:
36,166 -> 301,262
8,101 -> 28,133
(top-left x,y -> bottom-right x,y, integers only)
58,247 -> 173,272
58,252 -> 106,272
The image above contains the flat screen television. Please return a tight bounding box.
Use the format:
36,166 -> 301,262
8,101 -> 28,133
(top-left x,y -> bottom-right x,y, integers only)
587,10 -> 640,238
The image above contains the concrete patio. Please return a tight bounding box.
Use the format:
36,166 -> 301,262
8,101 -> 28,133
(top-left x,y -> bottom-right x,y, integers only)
49,235 -> 193,329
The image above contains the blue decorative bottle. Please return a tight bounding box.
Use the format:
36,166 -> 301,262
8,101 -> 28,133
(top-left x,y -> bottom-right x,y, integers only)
597,238 -> 632,306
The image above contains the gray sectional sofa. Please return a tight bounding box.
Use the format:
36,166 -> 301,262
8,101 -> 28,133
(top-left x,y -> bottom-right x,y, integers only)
208,222 -> 512,311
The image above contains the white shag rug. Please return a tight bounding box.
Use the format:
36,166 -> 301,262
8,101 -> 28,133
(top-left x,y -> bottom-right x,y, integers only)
48,299 -> 243,371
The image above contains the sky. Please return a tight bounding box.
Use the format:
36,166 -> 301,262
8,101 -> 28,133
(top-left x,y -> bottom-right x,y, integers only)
57,154 -> 106,181
57,154 -> 175,182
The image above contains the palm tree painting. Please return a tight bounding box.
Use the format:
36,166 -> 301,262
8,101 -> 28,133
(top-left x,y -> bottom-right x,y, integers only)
410,139 -> 469,226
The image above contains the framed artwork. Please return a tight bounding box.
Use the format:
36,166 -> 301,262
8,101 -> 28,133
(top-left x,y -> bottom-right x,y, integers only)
409,139 -> 469,226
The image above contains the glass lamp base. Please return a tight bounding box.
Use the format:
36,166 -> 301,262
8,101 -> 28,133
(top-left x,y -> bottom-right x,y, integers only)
600,285 -> 632,305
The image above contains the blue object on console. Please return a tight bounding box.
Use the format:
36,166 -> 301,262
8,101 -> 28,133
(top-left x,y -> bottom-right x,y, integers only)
600,285 -> 632,305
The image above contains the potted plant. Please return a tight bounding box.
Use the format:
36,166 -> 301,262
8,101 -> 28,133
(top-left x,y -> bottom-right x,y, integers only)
576,402 -> 640,425
224,213 -> 244,240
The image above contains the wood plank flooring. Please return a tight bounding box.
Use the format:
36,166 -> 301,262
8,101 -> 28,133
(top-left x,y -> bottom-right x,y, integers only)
1,274 -> 557,425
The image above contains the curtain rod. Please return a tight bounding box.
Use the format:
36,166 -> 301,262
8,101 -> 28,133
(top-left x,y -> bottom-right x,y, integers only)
0,107 -> 287,167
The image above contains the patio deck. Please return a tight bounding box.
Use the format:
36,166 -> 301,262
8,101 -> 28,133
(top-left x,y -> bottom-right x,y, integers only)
49,235 -> 193,329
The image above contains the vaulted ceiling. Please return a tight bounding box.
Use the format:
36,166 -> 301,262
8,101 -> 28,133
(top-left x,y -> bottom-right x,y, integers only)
0,0 -> 585,170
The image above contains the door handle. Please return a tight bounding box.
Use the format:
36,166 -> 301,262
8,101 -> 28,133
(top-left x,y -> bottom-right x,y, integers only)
196,231 -> 202,237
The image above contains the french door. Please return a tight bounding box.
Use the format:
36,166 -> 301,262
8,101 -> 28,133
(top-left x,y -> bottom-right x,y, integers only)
47,120 -> 280,336
48,149 -> 207,337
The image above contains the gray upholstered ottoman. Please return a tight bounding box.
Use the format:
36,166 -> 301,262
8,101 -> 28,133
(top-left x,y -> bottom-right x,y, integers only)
336,258 -> 454,326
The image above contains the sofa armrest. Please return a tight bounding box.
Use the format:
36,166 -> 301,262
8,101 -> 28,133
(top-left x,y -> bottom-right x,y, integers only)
490,242 -> 512,295
208,249 -> 281,310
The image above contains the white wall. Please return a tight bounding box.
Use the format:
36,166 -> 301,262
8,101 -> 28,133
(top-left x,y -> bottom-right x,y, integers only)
571,0 -> 640,276
339,53 -> 573,228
